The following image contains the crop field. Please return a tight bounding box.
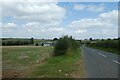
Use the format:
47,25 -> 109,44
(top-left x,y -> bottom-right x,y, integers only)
2,46 -> 84,78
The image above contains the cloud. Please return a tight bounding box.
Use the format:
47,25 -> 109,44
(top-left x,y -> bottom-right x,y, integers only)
2,2 -> 66,38
2,2 -> 66,23
2,23 -> 17,31
2,10 -> 118,39
22,22 -> 64,33
47,27 -> 63,32
67,10 -> 118,39
87,3 -> 105,12
1,2 -> 117,39
73,4 -> 86,11
73,3 -> 105,12
2,0 -> 58,2
75,29 -> 87,33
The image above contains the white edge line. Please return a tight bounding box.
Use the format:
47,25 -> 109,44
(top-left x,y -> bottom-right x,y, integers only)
97,52 -> 106,57
112,60 -> 120,64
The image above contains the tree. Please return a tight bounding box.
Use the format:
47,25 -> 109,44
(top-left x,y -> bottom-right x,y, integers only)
54,35 -> 79,56
107,38 -> 111,40
53,38 -> 58,41
89,38 -> 92,41
41,43 -> 44,46
35,43 -> 38,46
30,37 -> 34,45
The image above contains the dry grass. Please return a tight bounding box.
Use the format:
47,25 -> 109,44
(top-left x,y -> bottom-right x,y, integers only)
2,46 -> 85,78
71,59 -> 85,78
2,46 -> 53,78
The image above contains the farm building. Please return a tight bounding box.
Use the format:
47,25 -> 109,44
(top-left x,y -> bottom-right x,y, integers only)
42,42 -> 53,46
35,42 -> 54,46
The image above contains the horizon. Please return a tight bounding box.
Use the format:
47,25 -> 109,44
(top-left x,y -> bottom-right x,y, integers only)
1,37 -> 119,40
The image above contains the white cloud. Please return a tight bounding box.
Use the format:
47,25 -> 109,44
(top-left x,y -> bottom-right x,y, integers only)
2,2 -> 66,23
2,10 -> 118,39
1,2 -> 118,39
75,29 -> 87,33
2,2 -> 66,38
2,0 -> 58,2
2,23 -> 17,31
47,27 -> 63,32
69,10 -> 118,28
99,10 -> 118,24
73,4 -> 86,11
73,3 -> 105,12
67,10 -> 118,39
87,3 -> 105,12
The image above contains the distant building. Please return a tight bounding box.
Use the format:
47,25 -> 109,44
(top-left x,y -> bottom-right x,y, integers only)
42,42 -> 53,46
34,41 -> 56,46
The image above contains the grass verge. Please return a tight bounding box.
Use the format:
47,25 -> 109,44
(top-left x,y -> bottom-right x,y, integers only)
32,48 -> 85,78
87,46 -> 119,55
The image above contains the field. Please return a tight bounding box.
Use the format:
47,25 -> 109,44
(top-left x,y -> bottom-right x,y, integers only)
2,46 -> 53,78
2,46 -> 85,78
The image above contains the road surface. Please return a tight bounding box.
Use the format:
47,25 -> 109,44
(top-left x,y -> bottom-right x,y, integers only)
82,46 -> 119,78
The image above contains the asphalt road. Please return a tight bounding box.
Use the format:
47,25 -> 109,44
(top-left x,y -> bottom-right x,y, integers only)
82,46 -> 119,78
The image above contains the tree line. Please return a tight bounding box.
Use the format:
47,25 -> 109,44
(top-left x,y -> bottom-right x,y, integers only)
86,38 -> 119,54
2,38 -> 34,46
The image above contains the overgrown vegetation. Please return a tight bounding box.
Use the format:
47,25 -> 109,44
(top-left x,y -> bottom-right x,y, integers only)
54,35 -> 80,56
3,46 -> 84,78
86,38 -> 119,55
2,46 -> 53,78
32,48 -> 84,78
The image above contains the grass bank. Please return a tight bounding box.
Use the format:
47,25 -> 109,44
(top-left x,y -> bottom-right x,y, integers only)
32,48 -> 85,78
87,46 -> 119,55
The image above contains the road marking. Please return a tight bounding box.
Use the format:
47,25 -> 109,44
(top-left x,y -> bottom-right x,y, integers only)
97,52 -> 106,57
112,60 -> 120,64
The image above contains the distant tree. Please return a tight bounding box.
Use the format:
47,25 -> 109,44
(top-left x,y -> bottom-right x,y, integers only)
35,43 -> 38,46
89,38 -> 92,41
101,39 -> 104,41
107,38 -> 111,40
30,37 -> 34,45
41,43 -> 44,46
79,40 -> 82,43
53,38 -> 58,41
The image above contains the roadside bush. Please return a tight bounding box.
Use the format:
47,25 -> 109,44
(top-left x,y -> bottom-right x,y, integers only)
54,35 -> 79,56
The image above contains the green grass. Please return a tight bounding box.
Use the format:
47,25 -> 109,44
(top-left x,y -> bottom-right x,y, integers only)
32,48 -> 84,78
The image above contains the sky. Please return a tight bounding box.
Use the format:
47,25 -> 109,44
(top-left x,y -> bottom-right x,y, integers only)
1,1 -> 118,39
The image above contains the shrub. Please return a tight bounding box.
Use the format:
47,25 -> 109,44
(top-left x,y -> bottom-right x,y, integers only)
35,43 -> 38,46
54,35 -> 79,56
54,37 -> 69,56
